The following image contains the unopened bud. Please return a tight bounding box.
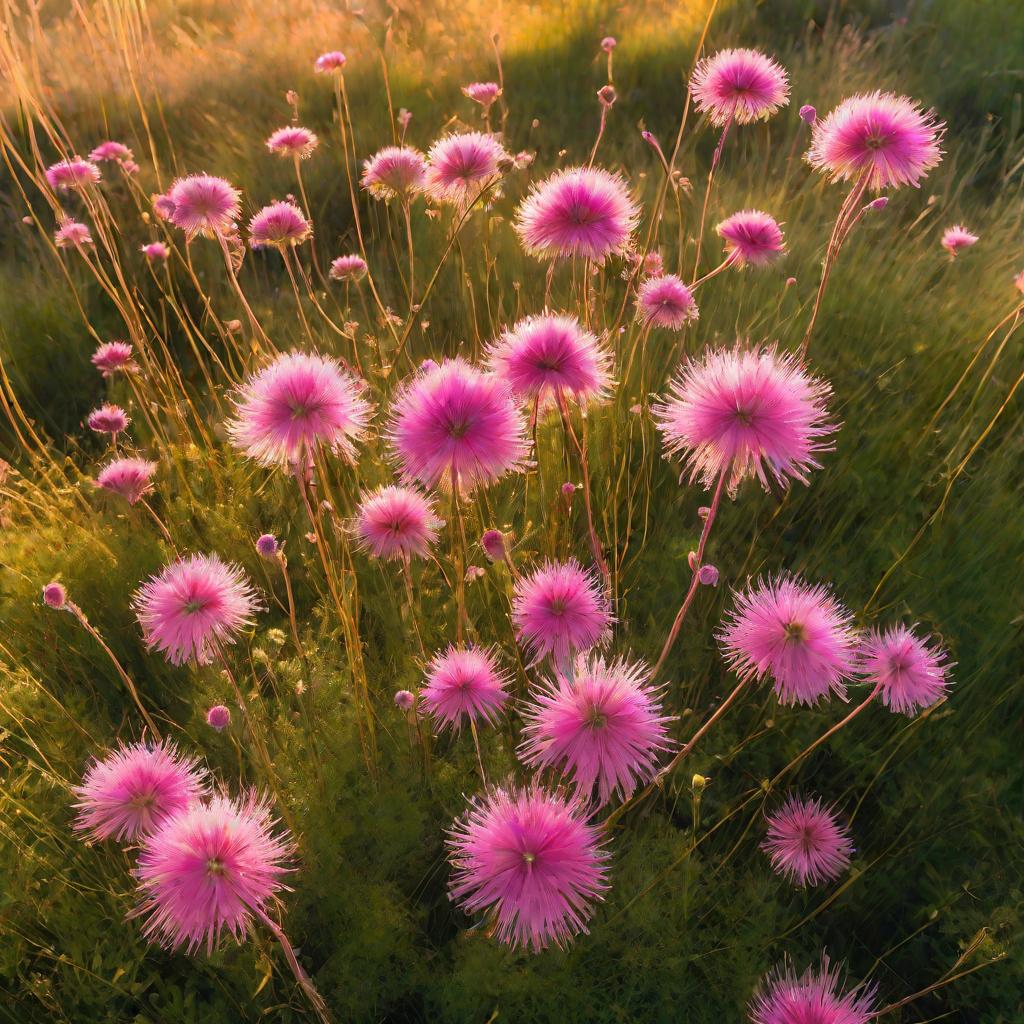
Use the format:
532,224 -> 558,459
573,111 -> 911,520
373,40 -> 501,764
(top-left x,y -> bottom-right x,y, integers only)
798,104 -> 816,125
480,529 -> 507,563
698,564 -> 719,587
692,773 -> 708,793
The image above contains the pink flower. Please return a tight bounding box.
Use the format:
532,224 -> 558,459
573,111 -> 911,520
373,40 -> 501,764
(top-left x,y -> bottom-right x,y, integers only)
462,81 -> 502,108
206,704 -> 231,730
425,131 -> 509,208
717,210 -> 787,267
92,341 -> 136,377
354,484 -> 442,561
940,224 -> 978,258
227,351 -> 373,468
141,241 -> 169,263
87,403 -> 129,437
799,104 -> 817,125
265,126 -> 319,160
750,956 -> 875,1024
314,51 -> 346,73
480,528 -> 507,563
255,534 -> 279,559
762,795 -> 853,886
386,357 -> 528,492
860,624 -> 951,715
96,457 -> 157,505
485,314 -> 611,406
807,91 -> 944,190
653,345 -> 834,490
394,690 -> 415,710
89,141 -> 134,163
133,553 -> 259,666
515,166 -> 639,262
601,36 -> 617,52
166,174 -> 242,238
448,784 -> 609,951
690,48 -> 789,126
73,741 -> 207,843
329,254 -> 368,281
420,645 -> 510,731
152,192 -> 176,221
361,145 -> 428,201
43,581 -> 67,609
519,654 -> 673,804
45,157 -> 101,191
133,793 -> 292,953
122,160 -> 140,175
55,218 -> 93,249
248,201 -> 311,249
718,575 -> 860,706
512,559 -> 611,666
636,274 -> 699,329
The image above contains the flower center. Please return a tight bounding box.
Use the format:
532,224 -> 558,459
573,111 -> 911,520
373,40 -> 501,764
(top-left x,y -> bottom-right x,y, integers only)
783,621 -> 806,644
184,599 -> 208,615
586,705 -> 608,730
548,598 -> 567,615
521,851 -> 537,865
206,857 -> 225,876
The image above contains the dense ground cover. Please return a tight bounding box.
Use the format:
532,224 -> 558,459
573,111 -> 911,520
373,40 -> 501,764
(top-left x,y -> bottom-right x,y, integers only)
0,0 -> 1022,1021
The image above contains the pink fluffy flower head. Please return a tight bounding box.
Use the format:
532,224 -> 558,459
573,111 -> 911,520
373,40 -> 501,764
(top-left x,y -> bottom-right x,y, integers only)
447,784 -> 609,951
750,956 -> 876,1024
762,795 -> 853,886
807,91 -> 944,190
206,704 -> 231,731
420,645 -> 511,732
55,218 -> 93,249
96,457 -> 157,505
519,654 -> 674,804
860,624 -> 950,715
133,554 -> 259,666
463,82 -> 502,108
636,274 -> 699,329
314,50 -> 346,73
515,166 -> 639,262
92,341 -> 136,377
387,357 -> 528,492
74,741 -> 207,843
166,174 -> 241,239
43,581 -> 67,609
690,48 -> 790,126
486,314 -> 611,407
719,575 -> 859,706
87,403 -> 129,437
425,131 -> 509,208
329,254 -> 368,281
248,201 -> 311,249
90,140 -> 133,163
941,224 -> 978,258
653,344 -> 834,491
512,559 -> 611,667
717,210 -> 787,267
354,484 -> 442,561
45,157 -> 101,191
227,351 -> 373,468
141,241 -> 169,263
361,145 -> 428,201
265,126 -> 319,160
133,792 -> 292,953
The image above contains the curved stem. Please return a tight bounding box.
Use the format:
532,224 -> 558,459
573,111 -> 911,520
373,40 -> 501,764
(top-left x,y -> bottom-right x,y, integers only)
691,115 -> 732,280
254,907 -> 333,1024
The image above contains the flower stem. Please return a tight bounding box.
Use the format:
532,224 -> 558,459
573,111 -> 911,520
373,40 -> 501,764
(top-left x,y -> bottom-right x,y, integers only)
254,907 -> 333,1024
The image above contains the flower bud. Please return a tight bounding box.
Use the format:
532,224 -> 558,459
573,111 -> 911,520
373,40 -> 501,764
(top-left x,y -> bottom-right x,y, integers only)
798,104 -> 816,125
394,690 -> 415,710
256,534 -> 279,559
42,581 -> 67,609
698,564 -> 719,587
601,36 -> 617,52
206,704 -> 231,731
480,529 -> 507,563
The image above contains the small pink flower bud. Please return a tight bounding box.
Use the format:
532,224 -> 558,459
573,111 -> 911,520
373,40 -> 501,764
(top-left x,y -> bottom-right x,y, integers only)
206,704 -> 231,731
43,582 -> 67,609
480,529 -> 507,563
785,277 -> 797,287
868,197 -> 889,211
256,534 -> 279,559
698,564 -> 719,587
687,551 -> 698,571
798,104 -> 816,125
698,506 -> 711,520
601,36 -> 617,52
561,481 -> 576,499
394,690 -> 415,710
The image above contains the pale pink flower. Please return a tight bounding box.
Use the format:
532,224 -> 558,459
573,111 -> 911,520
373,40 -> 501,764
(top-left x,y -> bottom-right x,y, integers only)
141,241 -> 169,263
690,48 -> 790,126
515,166 -> 639,262
361,146 -> 428,201
314,51 -> 346,73
227,351 -> 373,468
718,575 -> 860,706
206,705 -> 231,730
447,784 -> 609,951
329,254 -> 368,281
248,201 -> 311,249
420,645 -> 510,731
386,357 -> 528,492
45,157 -> 101,191
166,174 -> 241,238
425,131 -> 509,208
354,484 -> 442,561
762,795 -> 853,886
96,457 -> 157,505
87,403 -> 130,437
43,582 -> 67,609
601,36 -> 616,52
133,553 -> 259,666
750,956 -> 876,1024
463,82 -> 502,108
636,274 -> 699,329
807,91 -> 944,190
860,624 -> 951,715
55,218 -> 93,249
394,690 -> 415,710
92,341 -> 136,377
265,126 -> 319,160
152,192 -> 176,221
940,224 -> 978,258
717,210 -> 787,267
653,344 -> 834,490
89,141 -> 133,163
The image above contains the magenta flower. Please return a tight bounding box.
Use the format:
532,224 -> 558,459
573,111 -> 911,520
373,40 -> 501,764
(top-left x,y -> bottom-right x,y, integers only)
486,314 -> 611,407
420,645 -> 510,732
462,82 -> 502,108
519,654 -> 674,804
89,141 -> 134,163
73,741 -> 207,843
87,403 -> 130,437
255,534 -> 279,559
807,91 -> 944,190
750,956 -> 876,1024
636,274 -> 699,329
718,575 -> 860,706
447,784 -> 609,951
91,341 -> 136,377
248,201 -> 311,250
354,484 -> 442,561
480,528 -> 507,563
386,357 -> 528,492
940,224 -> 978,258
54,218 -> 93,249
601,36 -> 616,52
762,795 -> 853,886
799,104 -> 817,125
425,131 -> 509,208
512,559 -> 611,667
515,166 -> 639,262
227,351 -> 373,468
314,50 -> 346,73
43,581 -> 67,609
45,157 -> 101,191
716,210 -> 787,267
133,793 -> 292,953
690,48 -> 789,126
141,241 -> 170,263
329,254 -> 368,281
361,145 -> 428,201
206,704 -> 231,730
860,624 -> 951,715
265,126 -> 319,160
96,457 -> 157,505
133,553 -> 259,666
653,345 -> 834,491
394,689 -> 415,710
166,174 -> 241,238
